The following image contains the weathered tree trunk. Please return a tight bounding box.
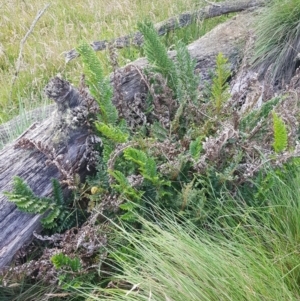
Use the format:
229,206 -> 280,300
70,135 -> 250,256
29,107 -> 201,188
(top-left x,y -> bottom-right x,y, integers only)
0,11 -> 256,269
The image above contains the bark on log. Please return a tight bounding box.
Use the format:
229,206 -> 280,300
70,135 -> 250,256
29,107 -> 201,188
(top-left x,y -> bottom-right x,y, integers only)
64,0 -> 266,62
0,11 -> 256,269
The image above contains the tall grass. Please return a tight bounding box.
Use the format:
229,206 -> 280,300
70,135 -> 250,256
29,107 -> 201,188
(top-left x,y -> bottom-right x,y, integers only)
0,0 -> 227,123
80,164 -> 300,300
253,0 -> 300,84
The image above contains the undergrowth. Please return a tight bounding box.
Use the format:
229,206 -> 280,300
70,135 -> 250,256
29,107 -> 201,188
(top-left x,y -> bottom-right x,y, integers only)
75,162 -> 300,300
3,1 -> 300,299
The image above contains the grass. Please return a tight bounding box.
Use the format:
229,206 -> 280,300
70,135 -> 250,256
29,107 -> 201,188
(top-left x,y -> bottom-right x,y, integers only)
0,0 -> 228,123
79,165 -> 300,300
252,0 -> 300,83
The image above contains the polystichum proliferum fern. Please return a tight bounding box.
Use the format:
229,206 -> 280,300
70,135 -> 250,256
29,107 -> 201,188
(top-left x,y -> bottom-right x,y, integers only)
272,111 -> 288,153
5,177 -> 79,233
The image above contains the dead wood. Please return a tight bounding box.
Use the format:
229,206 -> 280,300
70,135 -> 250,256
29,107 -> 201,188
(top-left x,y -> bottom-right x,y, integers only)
0,11 -> 256,269
64,0 -> 266,62
0,77 -> 101,269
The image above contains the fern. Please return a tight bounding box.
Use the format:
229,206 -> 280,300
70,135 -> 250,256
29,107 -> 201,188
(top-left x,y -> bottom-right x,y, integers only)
210,53 -> 231,115
95,122 -> 129,143
150,121 -> 168,141
138,21 -> 178,96
189,136 -> 203,160
5,177 -> 79,233
77,42 -> 118,125
272,111 -> 288,153
123,147 -> 159,183
51,253 -> 81,272
4,177 -> 53,214
239,96 -> 282,133
175,40 -> 199,104
110,170 -> 143,201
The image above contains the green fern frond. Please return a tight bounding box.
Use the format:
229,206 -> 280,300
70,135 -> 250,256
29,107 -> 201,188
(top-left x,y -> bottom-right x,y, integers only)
123,147 -> 160,185
239,97 -> 282,133
189,136 -> 203,160
52,178 -> 64,206
138,21 -> 178,95
175,40 -> 199,104
110,170 -> 130,188
77,42 -> 118,125
51,253 -> 81,272
210,53 -> 231,114
4,177 -> 52,214
41,207 -> 61,229
5,177 -> 78,233
123,147 -> 148,167
272,111 -> 288,153
95,122 -> 129,143
150,121 -> 168,141
110,170 -> 143,201
7,176 -> 35,199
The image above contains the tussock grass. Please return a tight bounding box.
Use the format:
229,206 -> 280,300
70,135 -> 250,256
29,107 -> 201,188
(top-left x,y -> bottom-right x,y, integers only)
0,0 -> 226,123
253,0 -> 300,84
80,165 -> 300,300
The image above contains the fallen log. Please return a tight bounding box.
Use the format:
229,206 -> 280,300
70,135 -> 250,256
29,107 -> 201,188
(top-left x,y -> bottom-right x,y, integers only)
0,11 -> 257,269
64,0 -> 266,62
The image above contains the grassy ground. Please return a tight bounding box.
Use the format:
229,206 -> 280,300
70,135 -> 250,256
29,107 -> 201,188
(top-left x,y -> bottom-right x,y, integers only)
82,166 -> 300,300
0,0 -> 226,123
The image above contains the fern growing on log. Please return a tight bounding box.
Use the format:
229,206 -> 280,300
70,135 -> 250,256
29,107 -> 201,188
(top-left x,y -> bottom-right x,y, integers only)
138,21 -> 179,96
77,42 -> 118,125
5,177 -> 79,233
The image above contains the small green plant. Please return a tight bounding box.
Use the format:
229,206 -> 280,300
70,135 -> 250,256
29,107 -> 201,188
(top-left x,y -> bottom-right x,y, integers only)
5,176 -> 79,233
210,52 -> 230,115
51,253 -> 81,273
137,21 -> 179,96
272,111 -> 288,153
77,42 -> 118,126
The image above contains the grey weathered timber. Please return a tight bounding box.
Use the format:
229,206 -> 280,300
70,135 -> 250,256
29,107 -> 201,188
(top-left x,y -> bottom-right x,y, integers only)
0,77 -> 98,269
0,11 -> 256,269
64,0 -> 266,62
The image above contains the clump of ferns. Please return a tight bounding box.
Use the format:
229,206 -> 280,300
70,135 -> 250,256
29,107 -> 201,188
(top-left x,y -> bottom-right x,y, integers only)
77,21 -> 300,223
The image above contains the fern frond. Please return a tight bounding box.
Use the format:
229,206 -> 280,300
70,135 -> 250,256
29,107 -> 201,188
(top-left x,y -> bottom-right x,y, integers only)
272,111 -> 288,153
77,42 -> 118,125
138,21 -> 178,95
5,176 -> 78,233
239,97 -> 282,133
175,40 -> 199,104
123,147 -> 148,167
51,253 -> 81,272
110,170 -> 143,201
150,121 -> 168,141
189,137 -> 203,160
210,53 -> 231,114
95,122 -> 129,143
41,207 -> 61,229
52,178 -> 64,206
